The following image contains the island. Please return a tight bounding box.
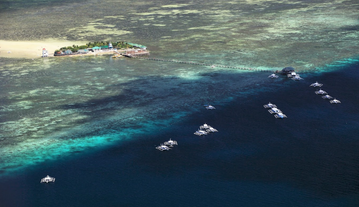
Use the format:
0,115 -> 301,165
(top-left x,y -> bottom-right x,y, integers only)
53,41 -> 149,58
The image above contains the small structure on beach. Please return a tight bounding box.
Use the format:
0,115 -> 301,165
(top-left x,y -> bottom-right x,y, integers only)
109,42 -> 113,49
42,48 -> 48,57
65,49 -> 72,55
124,49 -> 149,57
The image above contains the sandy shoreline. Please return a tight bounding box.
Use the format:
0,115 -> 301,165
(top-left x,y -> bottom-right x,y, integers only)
0,39 -> 87,59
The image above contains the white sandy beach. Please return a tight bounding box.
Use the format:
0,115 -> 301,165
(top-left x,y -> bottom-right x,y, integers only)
0,39 -> 86,59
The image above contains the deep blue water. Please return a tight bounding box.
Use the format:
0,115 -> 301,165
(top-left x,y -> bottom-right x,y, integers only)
1,60 -> 359,207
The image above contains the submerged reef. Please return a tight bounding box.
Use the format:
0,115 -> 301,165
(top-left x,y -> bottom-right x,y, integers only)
0,0 -> 358,70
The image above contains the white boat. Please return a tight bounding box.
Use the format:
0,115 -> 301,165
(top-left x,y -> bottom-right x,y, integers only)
310,82 -> 323,87
263,102 -> 277,108
164,139 -> 178,147
330,98 -> 341,104
206,127 -> 218,133
292,74 -> 303,81
205,105 -> 216,110
194,130 -> 208,136
40,175 -> 55,183
268,107 -> 282,114
200,123 -> 210,130
268,73 -> 278,79
287,72 -> 296,78
322,95 -> 333,99
156,144 -> 171,151
315,89 -> 327,95
274,113 -> 287,119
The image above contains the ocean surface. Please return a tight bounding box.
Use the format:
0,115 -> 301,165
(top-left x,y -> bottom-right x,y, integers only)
1,0 -> 359,206
0,57 -> 359,207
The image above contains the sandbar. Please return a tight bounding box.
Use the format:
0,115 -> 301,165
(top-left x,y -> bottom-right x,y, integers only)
0,39 -> 86,59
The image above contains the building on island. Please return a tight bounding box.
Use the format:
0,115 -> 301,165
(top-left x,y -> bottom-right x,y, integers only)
42,48 -> 48,57
78,49 -> 89,54
65,50 -> 72,55
54,41 -> 149,57
101,45 -> 109,50
92,46 -> 101,51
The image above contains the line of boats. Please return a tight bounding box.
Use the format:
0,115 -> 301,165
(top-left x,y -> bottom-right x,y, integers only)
194,123 -> 218,136
310,82 -> 341,104
156,139 -> 178,151
268,71 -> 303,81
156,104 -> 217,151
263,102 -> 287,119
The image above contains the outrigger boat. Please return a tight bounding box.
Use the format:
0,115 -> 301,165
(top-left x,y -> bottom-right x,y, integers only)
292,74 -> 303,81
40,175 -> 55,183
263,102 -> 277,108
268,73 -> 278,79
322,95 -> 333,99
310,81 -> 323,87
194,130 -> 208,136
164,139 -> 178,147
315,89 -> 327,95
204,105 -> 216,110
156,144 -> 171,151
268,107 -> 282,114
330,98 -> 341,104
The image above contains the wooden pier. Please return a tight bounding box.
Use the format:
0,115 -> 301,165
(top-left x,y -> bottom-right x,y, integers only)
122,49 -> 149,57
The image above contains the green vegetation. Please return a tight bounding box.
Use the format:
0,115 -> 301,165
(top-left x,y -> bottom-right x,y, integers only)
56,41 -> 134,54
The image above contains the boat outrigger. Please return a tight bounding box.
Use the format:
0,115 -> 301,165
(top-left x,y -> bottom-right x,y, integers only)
196,123 -> 218,135
200,123 -> 210,130
274,113 -> 287,119
164,139 -> 178,147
